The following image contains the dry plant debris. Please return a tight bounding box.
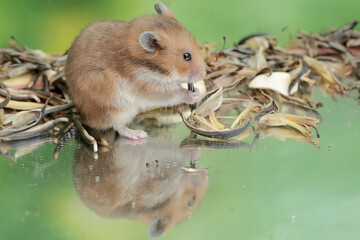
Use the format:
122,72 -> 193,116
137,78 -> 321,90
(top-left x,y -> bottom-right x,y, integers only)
179,20 -> 359,146
1,21 -> 360,158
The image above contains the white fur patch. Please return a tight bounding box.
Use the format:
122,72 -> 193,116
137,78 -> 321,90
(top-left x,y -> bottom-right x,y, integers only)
132,68 -> 188,110
114,76 -> 135,108
134,67 -> 182,93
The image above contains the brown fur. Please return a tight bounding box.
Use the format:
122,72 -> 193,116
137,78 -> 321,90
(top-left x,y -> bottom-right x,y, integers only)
65,4 -> 205,133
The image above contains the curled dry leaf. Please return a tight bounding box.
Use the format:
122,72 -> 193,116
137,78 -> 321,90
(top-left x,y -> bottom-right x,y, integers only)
0,117 -> 69,141
0,97 -> 47,110
72,114 -> 98,153
195,88 -> 223,117
259,112 -> 320,138
179,104 -> 257,140
11,111 -> 41,128
303,56 -> 349,94
245,36 -> 270,51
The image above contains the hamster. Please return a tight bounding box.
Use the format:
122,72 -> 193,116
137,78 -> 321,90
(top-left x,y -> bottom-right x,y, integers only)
65,2 -> 206,139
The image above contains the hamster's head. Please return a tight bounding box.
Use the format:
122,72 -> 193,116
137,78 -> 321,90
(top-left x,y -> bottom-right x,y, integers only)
129,3 -> 206,85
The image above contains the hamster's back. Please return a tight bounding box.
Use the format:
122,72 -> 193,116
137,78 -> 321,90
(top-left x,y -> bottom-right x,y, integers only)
65,21 -> 129,128
66,20 -> 129,78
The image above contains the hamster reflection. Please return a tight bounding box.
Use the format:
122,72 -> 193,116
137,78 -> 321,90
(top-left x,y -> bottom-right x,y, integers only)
73,131 -> 208,238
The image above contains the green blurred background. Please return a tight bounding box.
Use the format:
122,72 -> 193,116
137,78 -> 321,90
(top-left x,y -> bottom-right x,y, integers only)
1,0 -> 359,53
1,0 -> 360,240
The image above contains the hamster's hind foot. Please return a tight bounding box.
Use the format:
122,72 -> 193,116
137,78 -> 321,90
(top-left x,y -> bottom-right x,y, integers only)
118,127 -> 148,139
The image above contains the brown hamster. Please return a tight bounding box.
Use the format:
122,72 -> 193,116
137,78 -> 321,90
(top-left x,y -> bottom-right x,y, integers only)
65,2 -> 206,139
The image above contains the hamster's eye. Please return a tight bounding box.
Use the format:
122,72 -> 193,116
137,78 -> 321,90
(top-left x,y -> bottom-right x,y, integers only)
183,52 -> 192,61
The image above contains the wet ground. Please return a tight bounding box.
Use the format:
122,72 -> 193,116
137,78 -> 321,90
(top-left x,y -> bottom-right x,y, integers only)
1,92 -> 360,240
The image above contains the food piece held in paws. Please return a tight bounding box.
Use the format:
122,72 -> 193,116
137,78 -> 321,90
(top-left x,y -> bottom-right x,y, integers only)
188,83 -> 196,111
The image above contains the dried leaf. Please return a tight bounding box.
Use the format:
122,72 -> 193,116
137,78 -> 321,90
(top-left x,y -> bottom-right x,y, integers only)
195,88 -> 223,117
179,109 -> 252,140
249,72 -> 295,96
0,96 -> 45,110
259,112 -> 319,137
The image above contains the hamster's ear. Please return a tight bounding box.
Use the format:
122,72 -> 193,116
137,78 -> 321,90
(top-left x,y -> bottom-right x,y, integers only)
139,31 -> 162,52
154,2 -> 175,18
148,217 -> 169,239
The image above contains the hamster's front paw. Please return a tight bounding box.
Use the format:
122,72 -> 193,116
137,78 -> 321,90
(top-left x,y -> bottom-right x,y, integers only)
182,88 -> 201,104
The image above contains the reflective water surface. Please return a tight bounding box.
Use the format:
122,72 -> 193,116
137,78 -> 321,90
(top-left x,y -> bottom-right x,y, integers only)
1,93 -> 360,240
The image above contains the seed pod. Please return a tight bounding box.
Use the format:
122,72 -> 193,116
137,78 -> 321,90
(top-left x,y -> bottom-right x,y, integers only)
187,83 -> 196,111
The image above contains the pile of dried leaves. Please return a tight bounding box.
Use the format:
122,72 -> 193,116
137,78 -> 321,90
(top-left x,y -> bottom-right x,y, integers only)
178,20 -> 360,147
1,21 -> 360,158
